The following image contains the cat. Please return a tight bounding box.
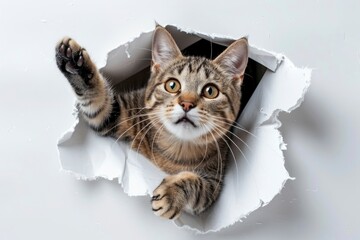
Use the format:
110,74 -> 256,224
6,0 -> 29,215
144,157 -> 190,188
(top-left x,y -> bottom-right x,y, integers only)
55,26 -> 248,220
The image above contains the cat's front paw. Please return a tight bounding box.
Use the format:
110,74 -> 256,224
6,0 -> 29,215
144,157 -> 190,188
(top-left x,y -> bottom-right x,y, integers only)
55,38 -> 96,92
151,177 -> 187,220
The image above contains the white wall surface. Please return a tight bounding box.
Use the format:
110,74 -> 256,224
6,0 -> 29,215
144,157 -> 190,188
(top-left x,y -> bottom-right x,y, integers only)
1,0 -> 359,239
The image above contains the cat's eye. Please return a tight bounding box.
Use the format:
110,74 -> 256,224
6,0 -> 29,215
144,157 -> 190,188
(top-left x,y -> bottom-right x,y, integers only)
164,79 -> 181,93
202,84 -> 219,99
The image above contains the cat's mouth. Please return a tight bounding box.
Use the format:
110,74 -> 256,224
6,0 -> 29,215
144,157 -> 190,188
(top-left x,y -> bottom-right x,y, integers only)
175,116 -> 197,128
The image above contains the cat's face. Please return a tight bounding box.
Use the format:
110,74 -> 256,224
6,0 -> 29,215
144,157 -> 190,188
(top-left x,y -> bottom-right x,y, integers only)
145,27 -> 248,142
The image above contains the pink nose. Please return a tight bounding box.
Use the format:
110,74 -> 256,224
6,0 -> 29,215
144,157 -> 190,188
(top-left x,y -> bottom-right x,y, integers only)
180,101 -> 195,112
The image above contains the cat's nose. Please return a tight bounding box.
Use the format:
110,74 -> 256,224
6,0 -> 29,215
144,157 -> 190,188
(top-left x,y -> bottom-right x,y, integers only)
180,101 -> 195,112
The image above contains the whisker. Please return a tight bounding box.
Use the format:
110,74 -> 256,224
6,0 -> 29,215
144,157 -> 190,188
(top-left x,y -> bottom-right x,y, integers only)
133,118 -> 162,166
197,110 -> 259,138
151,121 -> 166,168
208,123 -> 239,188
103,110 -> 162,135
209,115 -> 284,158
130,116 -> 159,151
208,121 -> 249,166
207,121 -> 260,199
210,118 -> 253,153
204,125 -> 223,197
121,106 -> 149,112
208,114 -> 259,138
193,129 -> 208,171
111,114 -> 159,147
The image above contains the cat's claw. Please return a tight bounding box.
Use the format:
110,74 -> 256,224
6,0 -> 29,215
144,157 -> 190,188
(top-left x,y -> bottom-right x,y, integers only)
151,179 -> 185,220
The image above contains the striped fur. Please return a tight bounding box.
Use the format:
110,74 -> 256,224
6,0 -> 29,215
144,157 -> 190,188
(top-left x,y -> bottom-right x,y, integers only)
55,27 -> 248,219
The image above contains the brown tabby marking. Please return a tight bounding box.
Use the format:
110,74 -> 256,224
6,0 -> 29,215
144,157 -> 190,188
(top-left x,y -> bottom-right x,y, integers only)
55,27 -> 248,219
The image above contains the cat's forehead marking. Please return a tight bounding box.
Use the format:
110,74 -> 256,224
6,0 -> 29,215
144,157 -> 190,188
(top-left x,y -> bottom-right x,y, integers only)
182,58 -> 214,78
163,57 -> 224,94
177,63 -> 186,75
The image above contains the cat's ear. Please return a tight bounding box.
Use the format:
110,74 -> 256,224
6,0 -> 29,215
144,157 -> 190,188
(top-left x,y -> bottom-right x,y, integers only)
152,26 -> 182,72
213,38 -> 248,85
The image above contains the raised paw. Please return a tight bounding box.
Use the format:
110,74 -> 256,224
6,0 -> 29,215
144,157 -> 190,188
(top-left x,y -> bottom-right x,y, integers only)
151,178 -> 187,220
55,37 -> 96,90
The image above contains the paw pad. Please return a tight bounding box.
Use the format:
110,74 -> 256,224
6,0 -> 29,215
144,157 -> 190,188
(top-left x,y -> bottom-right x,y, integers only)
55,37 -> 94,81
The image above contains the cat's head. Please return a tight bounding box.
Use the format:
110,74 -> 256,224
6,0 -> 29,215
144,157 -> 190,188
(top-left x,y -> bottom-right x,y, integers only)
145,27 -> 248,142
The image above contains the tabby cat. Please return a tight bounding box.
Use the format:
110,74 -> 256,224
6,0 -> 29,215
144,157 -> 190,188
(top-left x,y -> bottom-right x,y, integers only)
55,26 -> 248,220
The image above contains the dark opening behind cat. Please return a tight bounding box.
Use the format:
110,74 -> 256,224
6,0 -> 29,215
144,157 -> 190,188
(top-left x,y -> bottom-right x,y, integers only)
55,26 -> 248,220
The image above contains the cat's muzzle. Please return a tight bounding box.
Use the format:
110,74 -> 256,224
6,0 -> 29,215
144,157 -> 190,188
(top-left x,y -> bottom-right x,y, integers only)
174,115 -> 197,128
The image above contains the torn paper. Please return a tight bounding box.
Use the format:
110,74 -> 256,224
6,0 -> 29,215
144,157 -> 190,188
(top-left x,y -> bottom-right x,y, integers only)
57,25 -> 311,233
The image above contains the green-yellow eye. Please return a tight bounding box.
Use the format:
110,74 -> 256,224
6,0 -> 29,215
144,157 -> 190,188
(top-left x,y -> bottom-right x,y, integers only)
165,79 -> 181,93
202,84 -> 219,99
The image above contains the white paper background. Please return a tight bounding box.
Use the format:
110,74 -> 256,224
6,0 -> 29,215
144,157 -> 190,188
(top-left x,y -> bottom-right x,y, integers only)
1,0 -> 360,239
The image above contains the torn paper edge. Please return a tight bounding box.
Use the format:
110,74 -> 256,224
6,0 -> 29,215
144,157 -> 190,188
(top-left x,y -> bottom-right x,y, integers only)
102,24 -> 283,84
57,115 -> 117,181
160,23 -> 284,72
56,24 -> 312,233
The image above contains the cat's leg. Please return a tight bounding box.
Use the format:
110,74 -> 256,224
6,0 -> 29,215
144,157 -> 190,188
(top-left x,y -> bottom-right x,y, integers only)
151,171 -> 222,219
55,37 -> 120,136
